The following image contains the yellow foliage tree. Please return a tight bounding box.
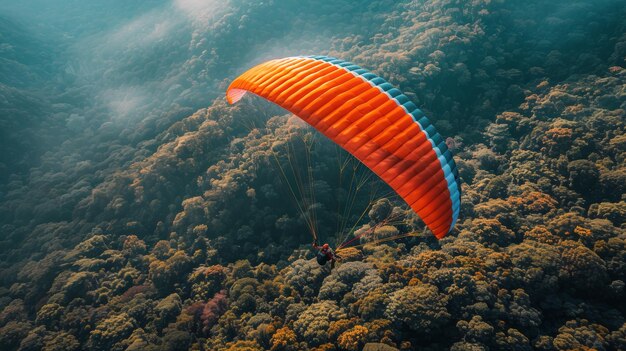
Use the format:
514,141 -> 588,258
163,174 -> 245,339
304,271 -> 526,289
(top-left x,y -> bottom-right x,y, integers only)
270,326 -> 297,351
338,325 -> 369,351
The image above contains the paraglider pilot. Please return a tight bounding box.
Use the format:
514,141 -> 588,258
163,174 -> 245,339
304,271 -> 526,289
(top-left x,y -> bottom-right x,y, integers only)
312,240 -> 341,269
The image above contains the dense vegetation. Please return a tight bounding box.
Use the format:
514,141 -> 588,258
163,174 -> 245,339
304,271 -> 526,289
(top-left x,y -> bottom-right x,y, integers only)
0,0 -> 625,350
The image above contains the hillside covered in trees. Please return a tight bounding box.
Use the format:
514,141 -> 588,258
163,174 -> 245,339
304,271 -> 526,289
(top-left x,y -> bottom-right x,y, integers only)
0,0 -> 625,350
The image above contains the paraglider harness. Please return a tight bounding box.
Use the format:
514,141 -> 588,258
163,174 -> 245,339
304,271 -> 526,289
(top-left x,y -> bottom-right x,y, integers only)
312,240 -> 341,268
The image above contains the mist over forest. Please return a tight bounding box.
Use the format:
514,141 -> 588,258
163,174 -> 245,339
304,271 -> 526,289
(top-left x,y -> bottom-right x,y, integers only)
0,0 -> 625,350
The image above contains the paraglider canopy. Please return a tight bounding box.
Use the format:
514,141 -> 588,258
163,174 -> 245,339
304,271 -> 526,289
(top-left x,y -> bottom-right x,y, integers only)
227,55 -> 461,239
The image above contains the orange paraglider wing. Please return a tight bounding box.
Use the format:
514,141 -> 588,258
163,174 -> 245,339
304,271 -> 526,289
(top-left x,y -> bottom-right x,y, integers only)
227,56 -> 460,239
